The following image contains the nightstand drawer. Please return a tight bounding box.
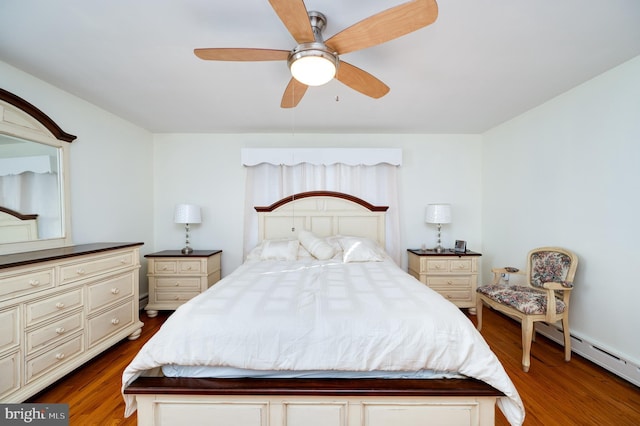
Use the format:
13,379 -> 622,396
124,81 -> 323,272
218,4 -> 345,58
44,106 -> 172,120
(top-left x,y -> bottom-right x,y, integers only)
154,277 -> 201,289
153,260 -> 203,275
153,291 -> 200,303
426,258 -> 473,273
426,276 -> 472,288
438,289 -> 473,303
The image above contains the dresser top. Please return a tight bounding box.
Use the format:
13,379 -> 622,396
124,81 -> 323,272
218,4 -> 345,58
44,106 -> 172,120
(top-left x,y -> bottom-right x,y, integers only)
407,248 -> 482,256
145,249 -> 222,258
0,242 -> 144,270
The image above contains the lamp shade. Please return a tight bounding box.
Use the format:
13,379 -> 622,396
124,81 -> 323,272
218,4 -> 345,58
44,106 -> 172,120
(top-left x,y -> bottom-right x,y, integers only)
425,204 -> 451,224
174,204 -> 201,224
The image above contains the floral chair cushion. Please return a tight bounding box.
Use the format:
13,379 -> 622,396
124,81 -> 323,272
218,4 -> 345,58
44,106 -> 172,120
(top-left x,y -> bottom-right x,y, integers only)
477,285 -> 567,315
530,251 -> 573,288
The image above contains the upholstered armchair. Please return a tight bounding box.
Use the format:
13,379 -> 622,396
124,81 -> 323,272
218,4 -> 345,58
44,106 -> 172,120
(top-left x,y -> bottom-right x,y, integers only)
476,247 -> 578,372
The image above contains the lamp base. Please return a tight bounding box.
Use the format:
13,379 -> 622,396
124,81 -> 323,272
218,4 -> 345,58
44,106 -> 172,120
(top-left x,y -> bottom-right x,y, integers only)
434,245 -> 444,253
181,246 -> 193,255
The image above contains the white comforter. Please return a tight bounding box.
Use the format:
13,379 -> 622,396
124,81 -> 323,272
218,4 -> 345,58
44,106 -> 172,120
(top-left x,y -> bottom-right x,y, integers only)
122,257 -> 525,425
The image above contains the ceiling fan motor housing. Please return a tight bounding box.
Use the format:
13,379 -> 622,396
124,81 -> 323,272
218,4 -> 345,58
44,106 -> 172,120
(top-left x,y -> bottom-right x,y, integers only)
287,11 -> 339,86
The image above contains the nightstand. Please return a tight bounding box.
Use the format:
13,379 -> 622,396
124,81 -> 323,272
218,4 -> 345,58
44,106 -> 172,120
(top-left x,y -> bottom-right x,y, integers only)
144,250 -> 222,317
407,249 -> 482,313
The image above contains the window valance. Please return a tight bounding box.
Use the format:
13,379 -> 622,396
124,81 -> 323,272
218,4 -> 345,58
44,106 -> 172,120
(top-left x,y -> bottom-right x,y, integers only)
241,148 -> 402,166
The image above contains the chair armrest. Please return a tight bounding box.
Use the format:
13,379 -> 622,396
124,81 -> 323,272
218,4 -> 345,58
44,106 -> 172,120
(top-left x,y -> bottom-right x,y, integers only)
491,267 -> 525,275
542,281 -> 573,290
490,268 -> 525,285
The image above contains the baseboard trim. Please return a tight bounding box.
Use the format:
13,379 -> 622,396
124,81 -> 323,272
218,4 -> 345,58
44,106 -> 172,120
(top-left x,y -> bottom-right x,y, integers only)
535,322 -> 640,387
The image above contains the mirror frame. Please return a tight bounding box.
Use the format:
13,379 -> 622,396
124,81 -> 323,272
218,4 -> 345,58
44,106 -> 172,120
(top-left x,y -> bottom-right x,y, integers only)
0,88 -> 76,254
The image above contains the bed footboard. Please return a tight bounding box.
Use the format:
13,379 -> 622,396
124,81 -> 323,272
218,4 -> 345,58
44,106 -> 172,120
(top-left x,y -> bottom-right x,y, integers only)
125,377 -> 503,426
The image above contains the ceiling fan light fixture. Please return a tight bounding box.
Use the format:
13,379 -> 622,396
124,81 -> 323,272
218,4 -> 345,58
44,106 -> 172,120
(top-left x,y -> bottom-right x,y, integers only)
288,44 -> 339,86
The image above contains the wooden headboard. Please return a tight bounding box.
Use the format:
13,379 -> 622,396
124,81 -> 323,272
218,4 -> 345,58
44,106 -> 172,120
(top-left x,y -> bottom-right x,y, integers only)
255,191 -> 388,246
0,206 -> 38,244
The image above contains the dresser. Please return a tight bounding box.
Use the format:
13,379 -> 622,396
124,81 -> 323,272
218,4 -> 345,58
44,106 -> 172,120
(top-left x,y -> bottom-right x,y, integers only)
407,249 -> 482,312
144,250 -> 221,317
0,242 -> 143,402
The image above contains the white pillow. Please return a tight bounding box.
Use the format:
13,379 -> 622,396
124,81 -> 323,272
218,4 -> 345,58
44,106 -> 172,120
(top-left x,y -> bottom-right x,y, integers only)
339,236 -> 385,263
298,230 -> 335,260
261,239 -> 300,261
246,239 -> 300,261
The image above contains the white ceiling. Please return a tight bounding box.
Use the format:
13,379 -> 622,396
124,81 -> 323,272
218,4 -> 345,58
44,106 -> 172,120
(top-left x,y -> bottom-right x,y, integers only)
1,0 -> 639,134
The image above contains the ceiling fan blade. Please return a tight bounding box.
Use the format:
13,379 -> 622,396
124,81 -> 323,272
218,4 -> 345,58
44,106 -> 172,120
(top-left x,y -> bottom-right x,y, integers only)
194,48 -> 290,61
335,61 -> 390,99
269,0 -> 315,43
325,0 -> 438,55
281,78 -> 309,108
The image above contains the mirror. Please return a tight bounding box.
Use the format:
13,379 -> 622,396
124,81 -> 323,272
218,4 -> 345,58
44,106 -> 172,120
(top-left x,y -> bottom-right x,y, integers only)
0,88 -> 76,255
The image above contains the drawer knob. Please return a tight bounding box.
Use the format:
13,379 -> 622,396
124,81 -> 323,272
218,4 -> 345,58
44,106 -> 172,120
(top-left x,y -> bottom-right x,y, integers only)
111,288 -> 120,295
162,266 -> 168,270
174,296 -> 180,300
446,295 -> 452,299
55,353 -> 65,360
55,327 -> 65,335
175,281 -> 180,286
55,302 -> 65,309
447,280 -> 453,285
186,266 -> 192,270
76,268 -> 86,275
29,279 -> 40,286
435,265 -> 442,269
120,258 -> 126,264
111,318 -> 120,325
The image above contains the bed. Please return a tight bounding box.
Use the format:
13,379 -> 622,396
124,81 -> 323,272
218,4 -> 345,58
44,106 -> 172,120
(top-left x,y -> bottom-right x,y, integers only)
123,191 -> 525,426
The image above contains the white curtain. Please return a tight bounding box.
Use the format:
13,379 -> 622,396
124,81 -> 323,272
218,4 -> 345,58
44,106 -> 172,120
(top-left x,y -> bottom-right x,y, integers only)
0,172 -> 61,239
243,163 -> 401,264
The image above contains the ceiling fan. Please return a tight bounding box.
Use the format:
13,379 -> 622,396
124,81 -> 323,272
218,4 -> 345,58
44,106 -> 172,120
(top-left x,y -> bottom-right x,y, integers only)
194,0 -> 438,108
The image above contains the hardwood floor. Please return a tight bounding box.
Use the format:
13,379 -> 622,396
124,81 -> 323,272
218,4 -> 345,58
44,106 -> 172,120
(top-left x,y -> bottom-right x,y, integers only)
28,308 -> 640,425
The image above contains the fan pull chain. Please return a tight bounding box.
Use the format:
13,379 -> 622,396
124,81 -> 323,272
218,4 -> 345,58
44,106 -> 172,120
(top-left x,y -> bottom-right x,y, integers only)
291,193 -> 296,232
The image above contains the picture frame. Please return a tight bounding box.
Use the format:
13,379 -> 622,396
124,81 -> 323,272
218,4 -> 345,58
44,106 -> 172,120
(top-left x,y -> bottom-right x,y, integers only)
454,240 -> 467,253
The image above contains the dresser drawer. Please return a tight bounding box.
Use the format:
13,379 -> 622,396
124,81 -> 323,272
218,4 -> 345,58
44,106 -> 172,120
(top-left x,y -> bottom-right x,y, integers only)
26,289 -> 83,326
87,299 -> 135,347
59,251 -> 136,285
0,306 -> 20,353
25,334 -> 84,384
0,268 -> 54,300
152,259 -> 203,275
0,351 -> 20,399
154,277 -> 201,289
86,272 -> 134,314
153,291 -> 200,304
26,311 -> 84,355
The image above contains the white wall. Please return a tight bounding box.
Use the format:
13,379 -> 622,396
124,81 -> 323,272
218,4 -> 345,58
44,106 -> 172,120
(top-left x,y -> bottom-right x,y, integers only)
151,133 -> 483,275
1,61 -> 156,291
482,56 -> 640,365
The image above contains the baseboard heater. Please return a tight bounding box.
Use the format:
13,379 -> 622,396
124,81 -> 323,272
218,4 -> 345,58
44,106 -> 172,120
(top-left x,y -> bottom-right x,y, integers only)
535,322 -> 640,387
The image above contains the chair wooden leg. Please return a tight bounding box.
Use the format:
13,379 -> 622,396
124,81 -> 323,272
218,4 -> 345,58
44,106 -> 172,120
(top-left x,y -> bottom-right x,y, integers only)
521,318 -> 534,372
562,316 -> 572,362
476,298 -> 483,331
